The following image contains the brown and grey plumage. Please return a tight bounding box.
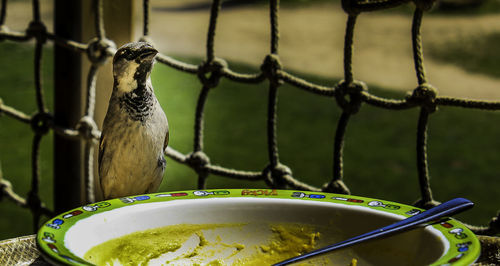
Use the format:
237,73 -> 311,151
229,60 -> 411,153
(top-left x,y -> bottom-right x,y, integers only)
98,42 -> 169,199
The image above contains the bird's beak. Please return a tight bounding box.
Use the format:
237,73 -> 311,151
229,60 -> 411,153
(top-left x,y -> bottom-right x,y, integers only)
138,47 -> 158,62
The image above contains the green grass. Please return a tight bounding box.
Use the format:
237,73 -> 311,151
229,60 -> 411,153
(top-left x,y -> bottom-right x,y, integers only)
1,40 -> 500,240
153,59 -> 500,228
0,42 -> 54,240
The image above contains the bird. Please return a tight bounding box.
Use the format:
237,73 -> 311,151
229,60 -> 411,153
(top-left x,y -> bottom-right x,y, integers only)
98,42 -> 169,200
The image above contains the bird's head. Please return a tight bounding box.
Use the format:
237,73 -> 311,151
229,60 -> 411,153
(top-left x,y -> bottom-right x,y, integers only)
112,42 -> 158,93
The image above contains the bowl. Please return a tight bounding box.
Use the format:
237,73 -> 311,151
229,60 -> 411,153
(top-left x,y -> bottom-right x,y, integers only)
37,189 -> 480,265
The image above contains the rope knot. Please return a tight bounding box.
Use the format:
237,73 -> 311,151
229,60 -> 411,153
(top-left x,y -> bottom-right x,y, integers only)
407,83 -> 438,113
413,198 -> 440,209
335,80 -> 367,114
26,21 -> 47,43
413,0 -> 437,11
487,212 -> 500,234
261,54 -> 283,86
30,112 -> 52,135
322,180 -> 350,194
263,163 -> 291,189
186,151 -> 211,173
86,37 -> 115,65
341,0 -> 361,15
197,58 -> 227,89
76,116 -> 100,142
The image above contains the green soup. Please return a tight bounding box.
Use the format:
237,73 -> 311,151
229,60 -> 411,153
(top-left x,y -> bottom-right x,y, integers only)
83,223 -> 332,265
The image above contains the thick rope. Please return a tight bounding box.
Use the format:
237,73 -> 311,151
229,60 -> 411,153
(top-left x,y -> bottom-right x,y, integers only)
31,0 -> 40,22
28,134 -> 42,233
414,108 -> 438,208
267,83 -> 280,168
326,111 -> 351,194
85,65 -> 99,118
412,9 -> 427,85
193,85 -> 210,153
33,26 -> 46,113
343,14 -> 357,84
143,0 -> 150,37
0,0 -> 7,26
206,0 -> 221,63
270,0 -> 280,54
0,0 -> 499,241
94,0 -> 105,40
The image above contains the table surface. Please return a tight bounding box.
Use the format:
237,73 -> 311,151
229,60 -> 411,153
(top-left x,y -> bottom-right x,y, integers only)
1,234 -> 499,265
0,235 -> 50,265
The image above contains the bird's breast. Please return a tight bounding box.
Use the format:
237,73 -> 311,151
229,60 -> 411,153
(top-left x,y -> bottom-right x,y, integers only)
119,87 -> 155,122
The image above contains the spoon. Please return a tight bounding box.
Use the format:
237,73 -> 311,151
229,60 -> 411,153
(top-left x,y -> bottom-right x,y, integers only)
273,197 -> 474,266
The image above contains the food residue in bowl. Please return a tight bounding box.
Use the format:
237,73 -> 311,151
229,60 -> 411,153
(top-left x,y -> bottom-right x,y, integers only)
237,224 -> 321,265
83,223 -> 347,265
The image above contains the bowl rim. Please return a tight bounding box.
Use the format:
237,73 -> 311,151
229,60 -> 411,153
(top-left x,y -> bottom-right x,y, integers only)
36,189 -> 480,266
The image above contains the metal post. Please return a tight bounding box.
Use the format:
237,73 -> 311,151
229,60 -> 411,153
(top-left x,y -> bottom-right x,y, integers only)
54,0 -> 84,213
53,0 -> 134,211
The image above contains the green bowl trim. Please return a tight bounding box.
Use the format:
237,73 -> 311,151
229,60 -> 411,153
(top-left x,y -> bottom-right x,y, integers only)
36,189 -> 480,266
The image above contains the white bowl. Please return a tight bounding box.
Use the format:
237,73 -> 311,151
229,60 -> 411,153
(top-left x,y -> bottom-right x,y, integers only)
37,189 -> 480,265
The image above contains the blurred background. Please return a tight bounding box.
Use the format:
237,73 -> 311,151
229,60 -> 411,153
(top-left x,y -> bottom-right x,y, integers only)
1,0 -> 500,240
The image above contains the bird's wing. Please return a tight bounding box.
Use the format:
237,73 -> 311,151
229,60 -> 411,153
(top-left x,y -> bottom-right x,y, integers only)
98,133 -> 109,178
146,174 -> 163,194
163,127 -> 169,151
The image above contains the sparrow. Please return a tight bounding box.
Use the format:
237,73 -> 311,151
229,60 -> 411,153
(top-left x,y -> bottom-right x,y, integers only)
98,42 -> 169,200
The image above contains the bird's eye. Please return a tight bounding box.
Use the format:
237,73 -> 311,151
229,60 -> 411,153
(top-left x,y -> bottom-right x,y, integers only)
118,50 -> 131,59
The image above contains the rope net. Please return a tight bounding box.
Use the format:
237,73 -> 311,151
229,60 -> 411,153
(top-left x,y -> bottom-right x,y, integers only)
0,0 -> 499,242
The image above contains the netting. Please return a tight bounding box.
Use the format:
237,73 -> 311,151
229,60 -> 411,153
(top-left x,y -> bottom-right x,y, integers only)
0,0 -> 499,242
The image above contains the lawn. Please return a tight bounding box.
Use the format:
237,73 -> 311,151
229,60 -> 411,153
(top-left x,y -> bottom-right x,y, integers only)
1,36 -> 499,240
154,60 -> 500,227
0,42 -> 54,240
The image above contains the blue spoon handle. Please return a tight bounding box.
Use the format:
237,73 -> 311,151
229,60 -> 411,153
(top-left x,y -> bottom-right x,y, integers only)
273,198 -> 473,266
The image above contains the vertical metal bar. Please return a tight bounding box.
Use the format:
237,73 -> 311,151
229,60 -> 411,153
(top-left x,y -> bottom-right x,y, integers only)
54,0 -> 84,212
53,0 -> 134,206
